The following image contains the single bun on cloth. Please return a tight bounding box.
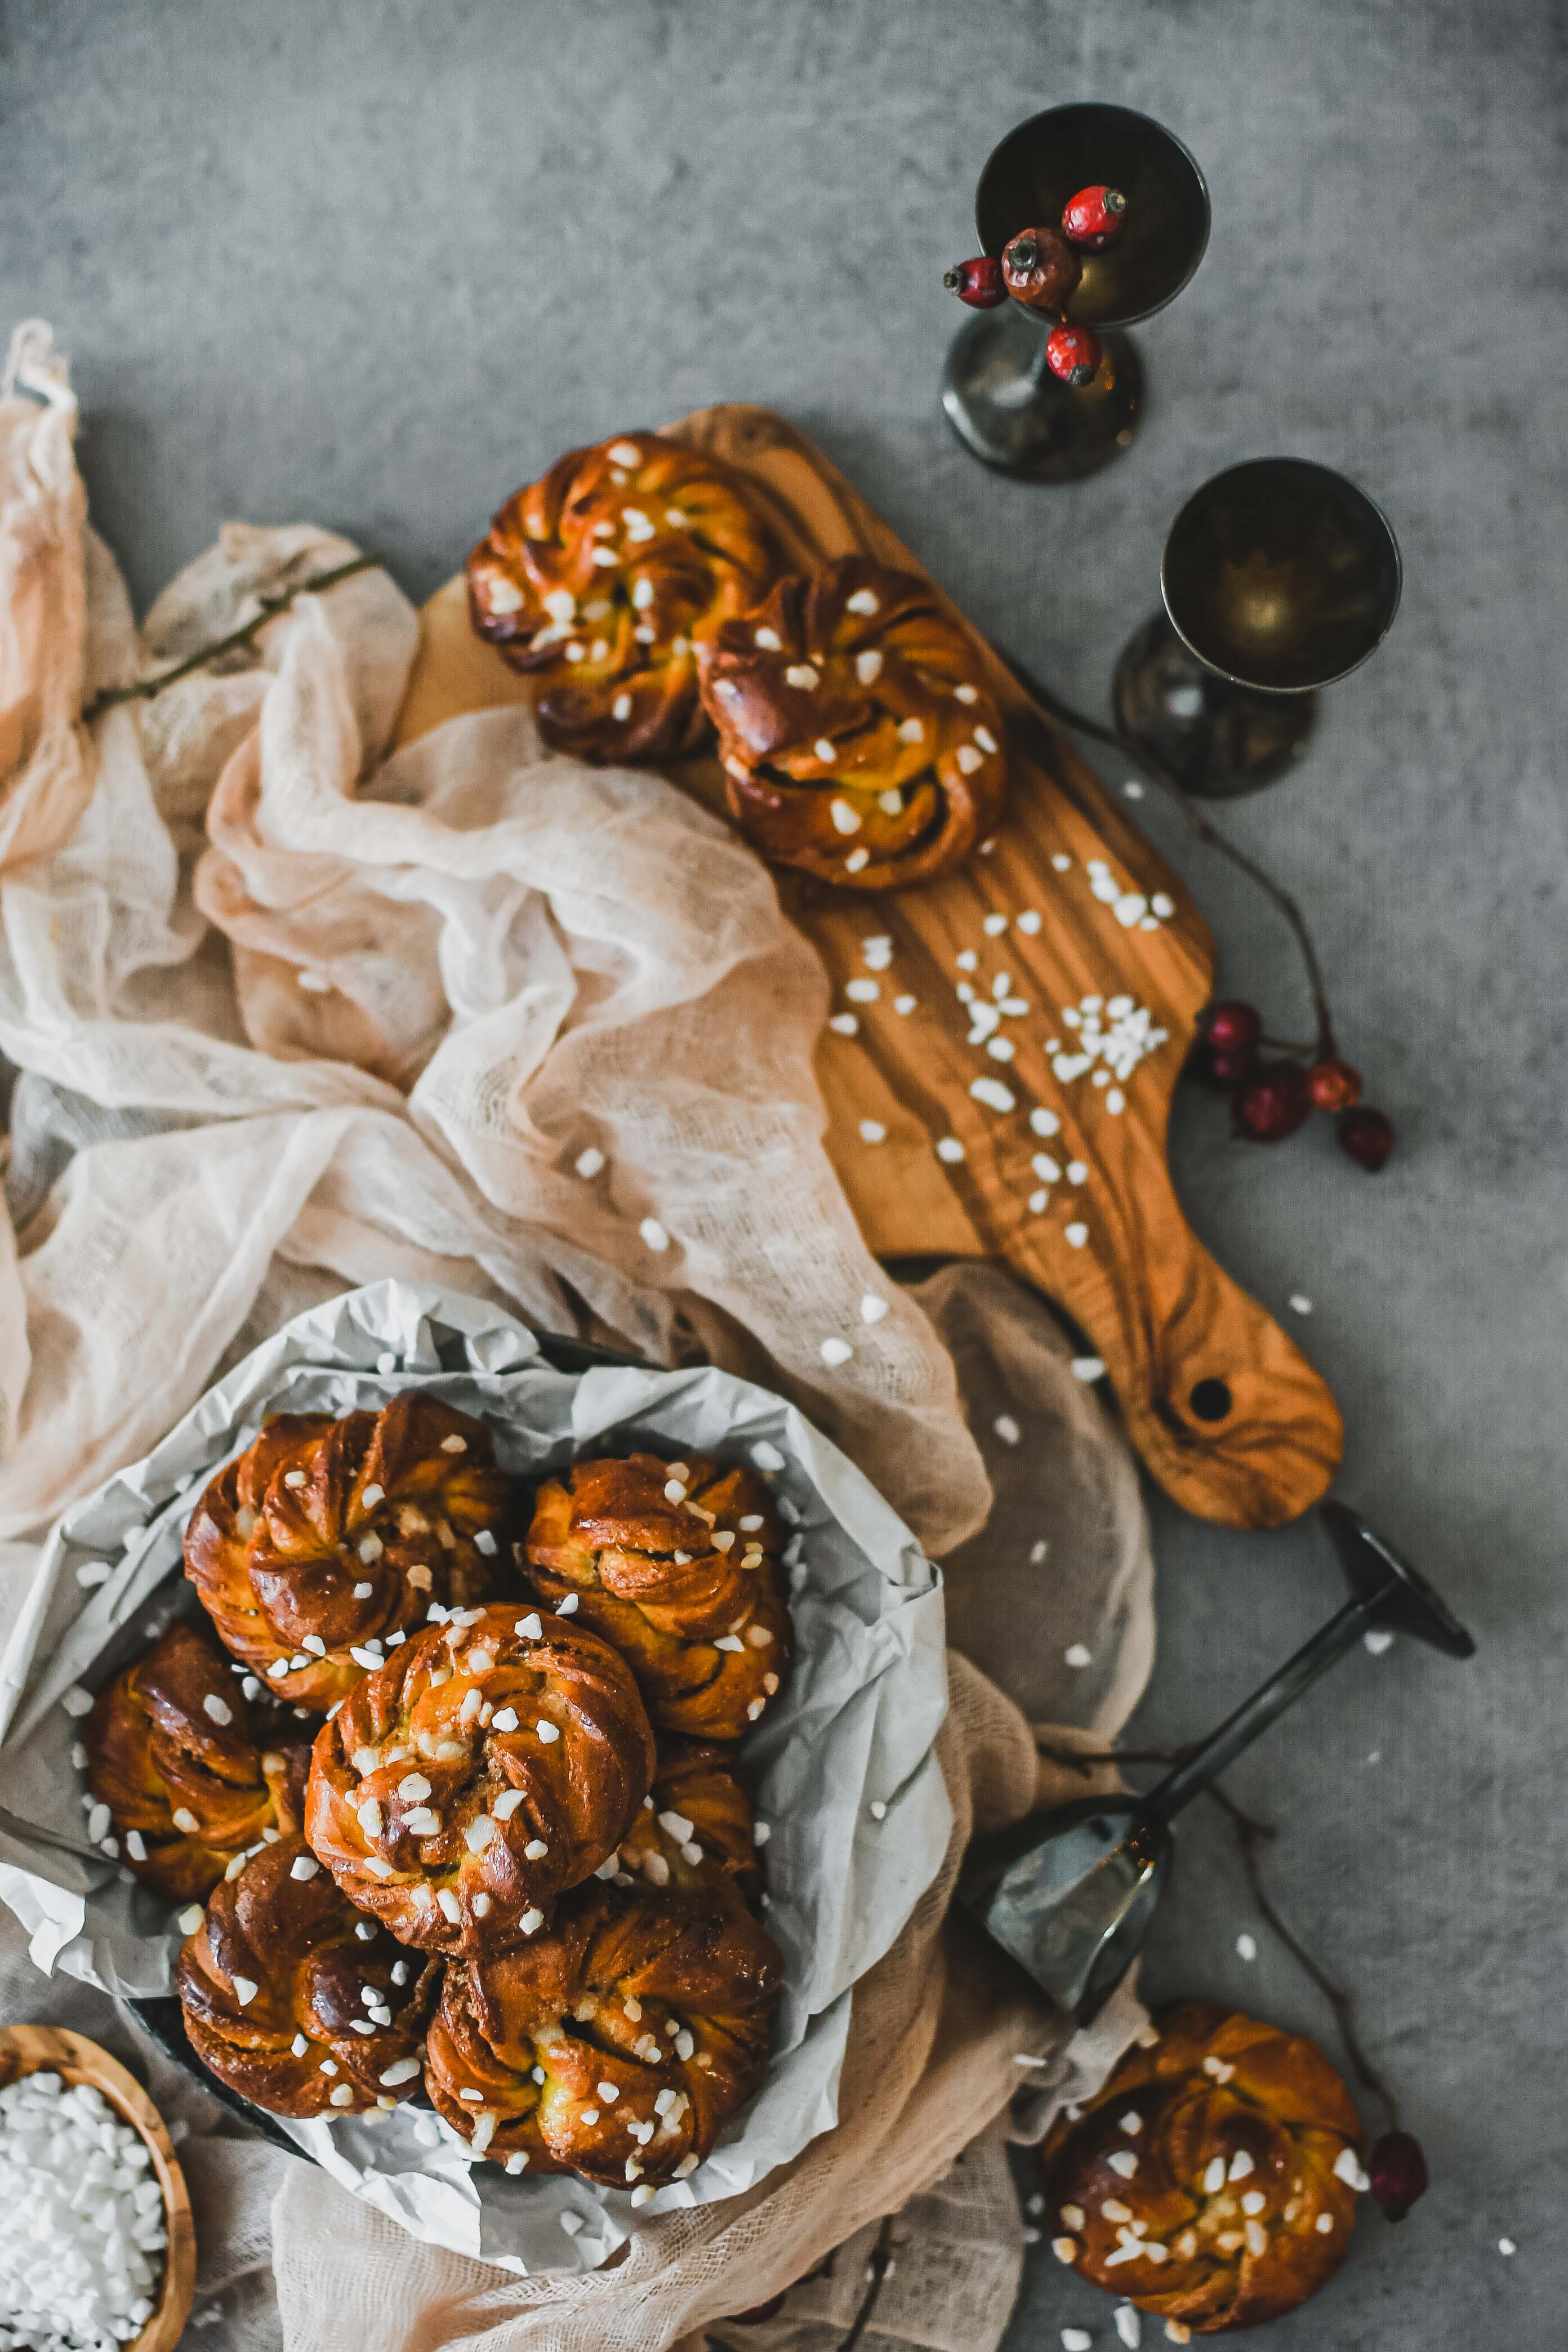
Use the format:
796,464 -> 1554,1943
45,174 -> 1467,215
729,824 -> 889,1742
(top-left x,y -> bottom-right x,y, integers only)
184,1395 -> 514,1709
466,431 -> 778,761
424,1882 -> 782,2182
175,1833 -> 440,2119
304,1602 -> 656,1956
1040,2001 -> 1367,2334
697,556 -> 1009,890
84,1619 -> 309,1900
613,1738 -> 763,1910
525,1453 -> 792,1740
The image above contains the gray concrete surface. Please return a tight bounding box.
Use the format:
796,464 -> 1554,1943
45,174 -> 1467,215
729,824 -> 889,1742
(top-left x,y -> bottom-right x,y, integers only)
2,2 -> 1563,2345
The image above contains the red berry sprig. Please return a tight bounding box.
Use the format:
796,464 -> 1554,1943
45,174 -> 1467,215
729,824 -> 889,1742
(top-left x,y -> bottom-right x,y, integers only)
1192,1001 -> 1395,1169
1062,184 -> 1128,251
942,182 -> 1128,390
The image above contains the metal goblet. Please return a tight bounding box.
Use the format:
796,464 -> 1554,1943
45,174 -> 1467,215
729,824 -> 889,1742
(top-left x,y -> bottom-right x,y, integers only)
958,1502 -> 1473,2029
1113,456 -> 1404,798
942,101 -> 1210,485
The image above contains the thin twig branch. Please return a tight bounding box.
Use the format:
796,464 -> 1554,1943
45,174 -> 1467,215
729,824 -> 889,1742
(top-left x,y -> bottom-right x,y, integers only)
991,642 -> 1338,1061
837,2215 -> 899,2352
1034,1738 -> 1397,2128
81,551 -> 382,725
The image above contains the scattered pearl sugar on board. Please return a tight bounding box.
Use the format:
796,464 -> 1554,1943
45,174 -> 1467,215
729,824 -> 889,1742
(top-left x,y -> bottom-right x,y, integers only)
0,2067 -> 167,2350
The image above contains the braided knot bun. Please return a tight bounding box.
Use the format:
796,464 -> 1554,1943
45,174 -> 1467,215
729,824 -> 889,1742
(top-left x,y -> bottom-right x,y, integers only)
175,1834 -> 439,2118
467,431 -> 778,761
305,1602 -> 655,1956
424,1883 -> 781,2181
84,1619 -> 309,1900
1041,2001 -> 1366,2333
184,1395 -> 513,1709
613,1738 -> 763,1911
697,556 -> 1008,889
525,1454 -> 791,1740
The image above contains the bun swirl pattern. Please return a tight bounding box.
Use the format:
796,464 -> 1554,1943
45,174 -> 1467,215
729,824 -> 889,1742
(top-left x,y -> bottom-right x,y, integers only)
613,1738 -> 763,1911
175,1833 -> 439,2119
184,1395 -> 512,1709
424,1883 -> 781,2182
1041,2001 -> 1367,2334
525,1454 -> 791,1740
84,1619 -> 309,1900
467,431 -> 778,761
305,1602 -> 655,1956
697,556 -> 1008,890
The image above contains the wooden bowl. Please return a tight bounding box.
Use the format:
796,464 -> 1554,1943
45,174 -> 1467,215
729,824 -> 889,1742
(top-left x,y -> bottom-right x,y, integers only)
0,2022 -> 197,2351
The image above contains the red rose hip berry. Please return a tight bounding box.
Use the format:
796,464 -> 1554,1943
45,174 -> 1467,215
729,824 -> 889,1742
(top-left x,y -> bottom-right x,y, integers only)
1000,225 -> 1083,313
1200,1046 -> 1257,1091
1308,1055 -> 1363,1113
943,256 -> 1006,309
1062,184 -> 1128,251
1204,999 -> 1263,1055
1369,2130 -> 1429,2222
1234,1059 -> 1313,1143
1337,1104 -> 1395,1170
1044,320 -> 1104,387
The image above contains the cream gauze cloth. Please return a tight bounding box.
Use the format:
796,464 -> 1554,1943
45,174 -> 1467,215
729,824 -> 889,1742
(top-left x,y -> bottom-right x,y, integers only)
0,323 -> 1156,2352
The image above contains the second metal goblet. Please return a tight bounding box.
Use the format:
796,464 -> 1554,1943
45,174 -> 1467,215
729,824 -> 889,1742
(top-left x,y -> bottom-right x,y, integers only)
1114,456 -> 1404,798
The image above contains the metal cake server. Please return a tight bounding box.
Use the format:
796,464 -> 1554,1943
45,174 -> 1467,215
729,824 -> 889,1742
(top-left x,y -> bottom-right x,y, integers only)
958,1502 -> 1475,2027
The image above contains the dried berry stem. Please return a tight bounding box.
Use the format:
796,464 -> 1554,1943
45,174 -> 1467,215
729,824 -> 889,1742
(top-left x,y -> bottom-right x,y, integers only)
1037,1740 -> 1398,2130
836,2213 -> 899,2352
992,644 -> 1339,1061
81,552 -> 382,725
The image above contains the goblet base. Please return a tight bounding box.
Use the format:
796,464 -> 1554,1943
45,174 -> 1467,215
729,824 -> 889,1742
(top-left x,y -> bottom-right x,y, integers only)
1112,612 -> 1316,799
941,305 -> 1142,484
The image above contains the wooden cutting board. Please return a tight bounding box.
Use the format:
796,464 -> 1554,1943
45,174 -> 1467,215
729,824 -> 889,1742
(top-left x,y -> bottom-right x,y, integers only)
395,404 -> 1342,1530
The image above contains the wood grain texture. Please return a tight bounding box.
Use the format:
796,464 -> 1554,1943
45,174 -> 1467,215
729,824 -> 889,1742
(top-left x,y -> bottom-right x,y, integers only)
0,2022 -> 197,2351
396,404 -> 1342,1529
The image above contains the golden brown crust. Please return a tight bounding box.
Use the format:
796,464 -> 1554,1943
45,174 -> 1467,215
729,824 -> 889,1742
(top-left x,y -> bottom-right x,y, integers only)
83,1620 -> 309,1900
614,1738 -> 763,1911
175,1834 -> 439,2118
525,1454 -> 791,1740
697,556 -> 1008,890
424,1882 -> 781,2182
1041,2001 -> 1366,2333
466,431 -> 778,761
184,1395 -> 514,1709
304,1602 -> 655,1957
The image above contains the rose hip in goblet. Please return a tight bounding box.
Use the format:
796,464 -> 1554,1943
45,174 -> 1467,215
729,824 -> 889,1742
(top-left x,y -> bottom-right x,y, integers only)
1062,183 -> 1128,250
999,224 -> 1082,313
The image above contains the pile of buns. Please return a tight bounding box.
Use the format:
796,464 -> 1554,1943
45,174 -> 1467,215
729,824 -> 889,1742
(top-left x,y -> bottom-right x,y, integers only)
466,430 -> 1009,890
83,1395 -> 791,2197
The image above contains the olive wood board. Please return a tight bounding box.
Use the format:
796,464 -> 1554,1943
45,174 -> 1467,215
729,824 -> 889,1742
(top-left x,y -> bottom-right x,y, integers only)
0,2021 -> 197,2351
395,403 -> 1342,1530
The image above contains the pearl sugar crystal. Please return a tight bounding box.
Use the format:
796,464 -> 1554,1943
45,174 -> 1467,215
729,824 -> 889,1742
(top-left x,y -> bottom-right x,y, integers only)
0,2066 -> 167,2349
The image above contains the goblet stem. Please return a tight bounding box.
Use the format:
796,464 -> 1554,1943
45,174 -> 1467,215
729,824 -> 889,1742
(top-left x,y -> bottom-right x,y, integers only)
1141,1585 -> 1389,1825
941,309 -> 1142,485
